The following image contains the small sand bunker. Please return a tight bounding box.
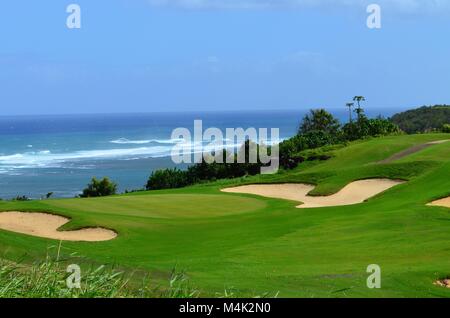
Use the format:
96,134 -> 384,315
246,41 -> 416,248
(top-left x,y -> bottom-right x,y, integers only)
428,197 -> 450,208
222,179 -> 404,208
434,279 -> 450,288
0,212 -> 116,242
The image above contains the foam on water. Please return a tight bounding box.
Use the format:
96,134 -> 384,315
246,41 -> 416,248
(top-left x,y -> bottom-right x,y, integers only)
110,137 -> 186,145
0,110 -> 320,197
0,140 -> 253,173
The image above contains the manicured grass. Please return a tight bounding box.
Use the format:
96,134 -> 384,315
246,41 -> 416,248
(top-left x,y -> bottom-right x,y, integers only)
0,133 -> 449,297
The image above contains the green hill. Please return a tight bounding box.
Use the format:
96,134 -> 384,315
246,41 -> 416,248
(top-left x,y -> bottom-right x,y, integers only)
390,105 -> 450,133
0,133 -> 449,297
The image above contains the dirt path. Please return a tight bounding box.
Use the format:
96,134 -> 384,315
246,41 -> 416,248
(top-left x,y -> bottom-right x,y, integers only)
222,179 -> 405,208
0,212 -> 117,241
378,140 -> 449,164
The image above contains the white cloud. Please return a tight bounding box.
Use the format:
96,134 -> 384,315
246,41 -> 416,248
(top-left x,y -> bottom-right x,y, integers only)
147,0 -> 450,13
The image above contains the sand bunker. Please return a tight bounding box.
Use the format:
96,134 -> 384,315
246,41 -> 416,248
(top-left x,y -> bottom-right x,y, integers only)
222,179 -> 405,208
0,212 -> 116,242
379,140 -> 449,164
428,197 -> 450,208
434,279 -> 450,288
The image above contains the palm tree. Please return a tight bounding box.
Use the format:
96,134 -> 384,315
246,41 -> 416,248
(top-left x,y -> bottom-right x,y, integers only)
346,102 -> 354,123
353,96 -> 366,121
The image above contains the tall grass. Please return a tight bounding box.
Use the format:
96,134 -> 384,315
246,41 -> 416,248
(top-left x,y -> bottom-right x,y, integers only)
0,242 -> 277,298
0,258 -> 204,298
0,256 -> 276,298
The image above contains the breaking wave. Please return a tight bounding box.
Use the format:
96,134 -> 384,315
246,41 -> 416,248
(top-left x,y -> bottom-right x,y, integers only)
109,138 -> 185,145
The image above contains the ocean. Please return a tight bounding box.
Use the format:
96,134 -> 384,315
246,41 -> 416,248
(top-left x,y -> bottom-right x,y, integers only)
0,108 -> 404,199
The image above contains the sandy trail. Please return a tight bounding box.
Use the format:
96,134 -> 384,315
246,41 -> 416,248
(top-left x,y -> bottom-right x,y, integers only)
0,212 -> 116,241
428,197 -> 450,208
222,179 -> 405,208
378,140 -> 449,164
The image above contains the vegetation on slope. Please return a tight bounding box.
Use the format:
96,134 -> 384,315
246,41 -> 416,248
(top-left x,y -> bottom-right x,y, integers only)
390,105 -> 450,133
147,100 -> 400,191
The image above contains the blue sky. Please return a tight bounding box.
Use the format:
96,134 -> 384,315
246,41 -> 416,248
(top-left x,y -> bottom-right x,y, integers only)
1,0 -> 450,115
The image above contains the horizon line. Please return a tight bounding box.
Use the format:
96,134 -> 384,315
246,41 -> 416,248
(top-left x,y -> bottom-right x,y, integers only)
0,105 -> 415,119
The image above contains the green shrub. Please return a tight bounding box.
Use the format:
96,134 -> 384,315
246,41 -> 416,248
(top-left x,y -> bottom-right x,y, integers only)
80,177 -> 117,198
279,135 -> 307,169
442,124 -> 450,133
343,117 -> 401,141
146,168 -> 189,190
12,195 -> 30,201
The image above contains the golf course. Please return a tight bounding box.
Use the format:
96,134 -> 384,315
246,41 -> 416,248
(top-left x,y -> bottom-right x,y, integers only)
0,133 -> 449,297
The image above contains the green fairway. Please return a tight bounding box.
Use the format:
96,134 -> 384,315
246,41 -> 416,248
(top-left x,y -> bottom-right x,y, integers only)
1,133 -> 449,297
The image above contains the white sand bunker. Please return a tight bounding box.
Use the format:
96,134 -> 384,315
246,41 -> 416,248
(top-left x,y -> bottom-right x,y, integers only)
428,197 -> 450,208
222,179 -> 405,208
435,279 -> 450,288
0,212 -> 116,242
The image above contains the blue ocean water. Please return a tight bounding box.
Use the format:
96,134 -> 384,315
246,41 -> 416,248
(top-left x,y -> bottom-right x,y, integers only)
0,108 -> 404,199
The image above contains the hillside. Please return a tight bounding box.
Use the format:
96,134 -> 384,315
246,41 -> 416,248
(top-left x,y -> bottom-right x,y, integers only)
0,133 -> 449,297
390,105 -> 450,133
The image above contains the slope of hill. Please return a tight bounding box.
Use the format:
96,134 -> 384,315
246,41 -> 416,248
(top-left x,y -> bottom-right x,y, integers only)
0,133 -> 449,297
390,105 -> 450,133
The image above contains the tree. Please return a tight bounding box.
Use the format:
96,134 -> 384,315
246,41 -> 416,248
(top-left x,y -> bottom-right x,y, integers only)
299,109 -> 340,135
146,168 -> 189,190
346,102 -> 354,123
353,96 -> 366,122
80,177 -> 117,198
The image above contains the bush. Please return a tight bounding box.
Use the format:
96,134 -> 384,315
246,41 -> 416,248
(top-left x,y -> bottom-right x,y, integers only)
303,130 -> 338,148
278,135 -> 307,169
12,195 -> 29,201
146,168 -> 189,190
367,117 -> 401,136
80,177 -> 117,198
343,117 -> 400,141
442,124 -> 450,133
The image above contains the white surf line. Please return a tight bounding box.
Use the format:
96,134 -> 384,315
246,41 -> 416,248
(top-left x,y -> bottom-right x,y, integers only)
222,179 -> 405,208
0,212 -> 117,242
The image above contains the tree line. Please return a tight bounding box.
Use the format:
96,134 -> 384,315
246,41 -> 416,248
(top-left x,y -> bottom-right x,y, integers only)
78,99 -> 449,196
146,96 -> 400,191
390,105 -> 450,134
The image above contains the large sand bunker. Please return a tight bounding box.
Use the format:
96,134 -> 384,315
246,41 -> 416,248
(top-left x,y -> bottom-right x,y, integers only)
0,212 -> 116,242
222,179 -> 405,208
428,197 -> 450,208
